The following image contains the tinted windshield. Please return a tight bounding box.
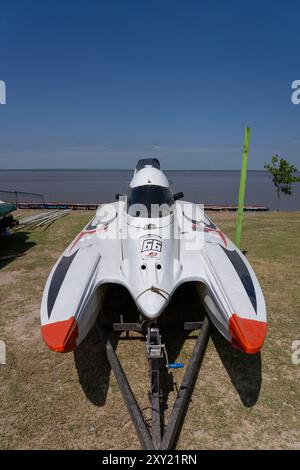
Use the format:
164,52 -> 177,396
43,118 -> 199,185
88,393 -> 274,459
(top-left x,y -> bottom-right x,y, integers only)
127,185 -> 174,218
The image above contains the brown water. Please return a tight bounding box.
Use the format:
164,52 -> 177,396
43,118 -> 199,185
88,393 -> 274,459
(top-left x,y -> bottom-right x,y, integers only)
0,170 -> 299,211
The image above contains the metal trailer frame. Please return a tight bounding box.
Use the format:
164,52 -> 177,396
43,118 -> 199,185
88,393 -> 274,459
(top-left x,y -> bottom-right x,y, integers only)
96,316 -> 210,450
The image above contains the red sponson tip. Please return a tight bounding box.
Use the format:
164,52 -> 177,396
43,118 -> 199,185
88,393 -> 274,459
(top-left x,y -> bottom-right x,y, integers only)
229,313 -> 267,354
41,317 -> 78,352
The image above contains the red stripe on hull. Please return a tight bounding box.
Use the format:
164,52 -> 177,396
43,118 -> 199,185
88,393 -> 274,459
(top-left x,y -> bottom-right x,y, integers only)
204,227 -> 227,247
70,229 -> 97,252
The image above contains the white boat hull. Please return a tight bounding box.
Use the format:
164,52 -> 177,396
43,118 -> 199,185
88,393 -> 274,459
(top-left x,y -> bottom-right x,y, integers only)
41,161 -> 267,354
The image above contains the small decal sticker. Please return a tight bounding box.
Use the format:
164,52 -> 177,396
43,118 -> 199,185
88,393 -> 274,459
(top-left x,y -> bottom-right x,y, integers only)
144,251 -> 159,258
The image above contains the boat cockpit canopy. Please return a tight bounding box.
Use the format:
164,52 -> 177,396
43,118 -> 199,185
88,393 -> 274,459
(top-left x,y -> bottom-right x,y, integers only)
127,185 -> 174,218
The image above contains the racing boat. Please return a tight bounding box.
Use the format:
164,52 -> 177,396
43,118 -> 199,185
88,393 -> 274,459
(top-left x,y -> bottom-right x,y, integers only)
0,200 -> 18,234
40,159 -> 267,354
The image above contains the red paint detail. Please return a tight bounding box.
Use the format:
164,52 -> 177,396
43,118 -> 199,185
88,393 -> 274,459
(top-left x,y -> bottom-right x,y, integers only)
145,251 -> 158,257
98,224 -> 108,232
70,232 -> 85,251
229,313 -> 267,354
70,229 -> 97,251
216,229 -> 227,247
204,227 -> 227,247
41,317 -> 78,352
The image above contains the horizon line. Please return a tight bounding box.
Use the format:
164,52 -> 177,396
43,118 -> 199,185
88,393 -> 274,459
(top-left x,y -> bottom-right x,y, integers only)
0,168 -> 269,172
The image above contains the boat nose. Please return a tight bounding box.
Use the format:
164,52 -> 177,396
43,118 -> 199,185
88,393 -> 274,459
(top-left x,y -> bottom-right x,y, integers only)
136,287 -> 168,319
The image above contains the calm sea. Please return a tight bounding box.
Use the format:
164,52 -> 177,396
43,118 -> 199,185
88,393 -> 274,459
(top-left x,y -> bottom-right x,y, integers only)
0,170 -> 300,211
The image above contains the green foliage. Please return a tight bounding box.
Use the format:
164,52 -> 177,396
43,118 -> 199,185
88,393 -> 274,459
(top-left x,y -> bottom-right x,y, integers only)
264,155 -> 299,210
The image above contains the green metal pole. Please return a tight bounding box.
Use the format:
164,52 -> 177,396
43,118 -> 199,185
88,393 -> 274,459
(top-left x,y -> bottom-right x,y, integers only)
235,127 -> 251,249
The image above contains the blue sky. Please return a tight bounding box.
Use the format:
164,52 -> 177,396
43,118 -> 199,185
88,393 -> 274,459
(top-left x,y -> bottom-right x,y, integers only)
0,0 -> 300,169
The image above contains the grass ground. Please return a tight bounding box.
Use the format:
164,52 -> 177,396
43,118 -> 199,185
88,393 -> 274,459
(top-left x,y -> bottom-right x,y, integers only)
0,210 -> 300,449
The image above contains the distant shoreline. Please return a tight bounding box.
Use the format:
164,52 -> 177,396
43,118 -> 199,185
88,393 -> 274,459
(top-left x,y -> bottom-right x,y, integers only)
0,168 -> 271,172
1,169 -> 299,211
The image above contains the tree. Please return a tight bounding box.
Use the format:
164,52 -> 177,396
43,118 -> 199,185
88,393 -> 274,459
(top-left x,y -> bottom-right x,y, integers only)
264,155 -> 299,211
